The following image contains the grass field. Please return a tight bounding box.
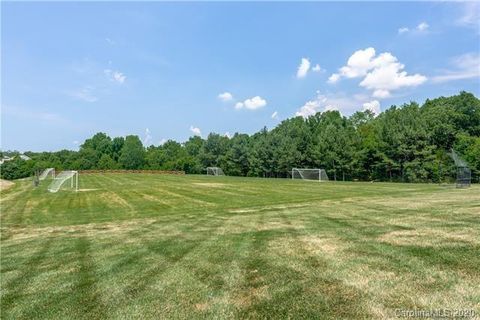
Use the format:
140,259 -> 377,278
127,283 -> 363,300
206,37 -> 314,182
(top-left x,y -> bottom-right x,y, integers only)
1,173 -> 479,319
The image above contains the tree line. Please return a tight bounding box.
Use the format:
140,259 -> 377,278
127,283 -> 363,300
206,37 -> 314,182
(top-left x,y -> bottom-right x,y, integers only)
1,91 -> 479,182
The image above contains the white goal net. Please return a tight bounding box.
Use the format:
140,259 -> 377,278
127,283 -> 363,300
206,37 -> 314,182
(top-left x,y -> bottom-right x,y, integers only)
48,170 -> 79,193
292,168 -> 329,181
207,167 -> 225,176
39,168 -> 55,180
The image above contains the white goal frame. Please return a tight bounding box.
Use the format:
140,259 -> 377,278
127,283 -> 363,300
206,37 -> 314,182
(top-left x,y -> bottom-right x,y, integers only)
48,170 -> 79,193
206,167 -> 225,176
292,168 -> 328,181
39,168 -> 55,180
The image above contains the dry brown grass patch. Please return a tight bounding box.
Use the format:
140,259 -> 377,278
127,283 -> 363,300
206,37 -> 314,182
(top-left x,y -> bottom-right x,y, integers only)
194,302 -> 209,311
193,182 -> 228,188
4,218 -> 157,241
299,235 -> 343,255
232,285 -> 270,308
229,203 -> 309,214
0,179 -> 14,191
216,215 -> 305,235
379,228 -> 480,247
268,235 -> 345,260
100,191 -> 134,210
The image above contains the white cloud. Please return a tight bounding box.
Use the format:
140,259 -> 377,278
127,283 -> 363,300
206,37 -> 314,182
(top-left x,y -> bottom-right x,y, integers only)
398,22 -> 429,35
296,92 -> 351,118
362,100 -> 381,115
324,104 -> 339,112
73,140 -> 80,145
271,111 -> 278,119
296,99 -> 323,118
372,89 -> 391,99
328,73 -> 341,84
113,72 -> 126,83
235,96 -> 267,110
416,22 -> 429,32
432,53 -> 480,83
218,92 -> 233,102
296,91 -> 380,118
312,64 -> 322,72
337,47 -> 376,79
2,105 -> 67,124
456,2 -> 480,31
143,128 -> 152,146
104,69 -> 126,84
296,58 -> 311,78
224,132 -> 232,138
105,38 -> 115,45
190,126 -> 202,137
70,86 -> 98,102
358,53 -> 427,96
329,47 -> 427,98
159,138 -> 167,145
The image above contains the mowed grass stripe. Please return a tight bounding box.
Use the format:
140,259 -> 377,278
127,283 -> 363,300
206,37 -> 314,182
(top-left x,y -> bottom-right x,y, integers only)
0,174 -> 479,319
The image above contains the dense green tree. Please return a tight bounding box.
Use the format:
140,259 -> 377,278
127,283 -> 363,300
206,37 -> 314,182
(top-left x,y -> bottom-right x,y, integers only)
454,133 -> 480,182
81,132 -> 112,154
98,154 -> 118,169
2,92 -> 479,183
199,133 -> 229,169
0,158 -> 35,180
111,137 -> 125,161
119,135 -> 145,169
224,133 -> 251,176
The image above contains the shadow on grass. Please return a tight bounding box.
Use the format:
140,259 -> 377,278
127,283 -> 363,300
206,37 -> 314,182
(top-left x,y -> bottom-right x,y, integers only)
232,229 -> 371,319
1,238 -> 54,317
70,236 -> 107,319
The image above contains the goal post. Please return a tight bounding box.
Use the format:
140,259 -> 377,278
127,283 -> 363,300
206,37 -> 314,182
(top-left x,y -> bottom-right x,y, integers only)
448,149 -> 471,188
48,170 -> 79,193
206,167 -> 225,176
39,168 -> 55,180
292,168 -> 329,181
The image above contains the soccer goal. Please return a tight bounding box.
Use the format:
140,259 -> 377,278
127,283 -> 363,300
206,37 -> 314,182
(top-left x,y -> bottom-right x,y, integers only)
449,149 -> 471,188
39,168 -> 55,180
48,170 -> 79,193
206,167 -> 225,176
292,168 -> 329,181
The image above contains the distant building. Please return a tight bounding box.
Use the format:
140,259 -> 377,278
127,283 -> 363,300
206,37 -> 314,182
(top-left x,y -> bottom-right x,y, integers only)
0,156 -> 13,165
0,154 -> 31,165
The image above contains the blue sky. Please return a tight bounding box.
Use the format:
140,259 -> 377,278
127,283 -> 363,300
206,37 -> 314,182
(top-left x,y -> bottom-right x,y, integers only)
2,1 -> 479,152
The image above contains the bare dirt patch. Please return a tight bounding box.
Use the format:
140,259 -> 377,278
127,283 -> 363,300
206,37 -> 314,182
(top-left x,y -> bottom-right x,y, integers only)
0,179 -> 14,191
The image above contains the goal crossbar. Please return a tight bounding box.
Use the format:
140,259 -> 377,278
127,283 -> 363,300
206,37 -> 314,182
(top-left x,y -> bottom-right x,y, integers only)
206,167 -> 225,176
292,168 -> 328,181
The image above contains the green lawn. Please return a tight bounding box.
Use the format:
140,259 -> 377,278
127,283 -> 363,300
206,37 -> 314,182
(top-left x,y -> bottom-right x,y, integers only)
1,174 -> 479,319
